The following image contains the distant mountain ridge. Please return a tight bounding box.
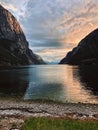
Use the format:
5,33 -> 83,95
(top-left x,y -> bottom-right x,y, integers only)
59,28 -> 98,65
0,4 -> 45,66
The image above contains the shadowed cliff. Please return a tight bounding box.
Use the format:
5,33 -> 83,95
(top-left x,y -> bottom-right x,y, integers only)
59,29 -> 98,65
0,4 -> 45,66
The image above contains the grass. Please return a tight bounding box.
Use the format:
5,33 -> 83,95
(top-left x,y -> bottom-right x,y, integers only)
21,117 -> 98,130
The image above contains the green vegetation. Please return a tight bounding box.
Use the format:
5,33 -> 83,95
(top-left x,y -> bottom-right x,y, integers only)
21,117 -> 98,130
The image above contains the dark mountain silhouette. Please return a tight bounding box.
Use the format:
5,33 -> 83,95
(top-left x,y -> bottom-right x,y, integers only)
0,4 -> 45,66
59,29 -> 98,65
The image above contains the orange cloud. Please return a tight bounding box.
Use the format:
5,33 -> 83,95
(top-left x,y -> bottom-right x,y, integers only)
55,0 -> 98,45
35,47 -> 74,63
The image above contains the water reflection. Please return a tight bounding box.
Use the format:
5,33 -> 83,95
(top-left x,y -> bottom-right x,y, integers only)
78,66 -> 98,96
72,66 -> 98,103
0,67 -> 29,97
24,65 -> 98,104
57,65 -> 98,103
24,66 -> 66,102
0,65 -> 98,103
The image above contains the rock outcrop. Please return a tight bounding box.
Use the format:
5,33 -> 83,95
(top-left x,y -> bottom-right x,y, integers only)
59,28 -> 98,65
0,4 -> 45,66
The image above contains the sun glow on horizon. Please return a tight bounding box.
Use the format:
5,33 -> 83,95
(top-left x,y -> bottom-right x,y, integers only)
1,0 -> 98,62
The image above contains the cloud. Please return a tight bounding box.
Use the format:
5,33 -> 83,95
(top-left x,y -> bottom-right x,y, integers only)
34,47 -> 72,63
32,44 -> 74,63
1,0 -> 98,44
0,0 -> 98,62
0,0 -> 28,26
57,0 -> 98,44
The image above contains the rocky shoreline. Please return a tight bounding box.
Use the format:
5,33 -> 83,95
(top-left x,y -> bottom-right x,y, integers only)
0,99 -> 98,130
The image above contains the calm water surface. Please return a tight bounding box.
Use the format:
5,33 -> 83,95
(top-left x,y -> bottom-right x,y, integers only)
0,65 -> 98,104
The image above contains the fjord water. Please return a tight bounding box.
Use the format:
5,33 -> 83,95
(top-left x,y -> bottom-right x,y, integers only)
0,65 -> 98,104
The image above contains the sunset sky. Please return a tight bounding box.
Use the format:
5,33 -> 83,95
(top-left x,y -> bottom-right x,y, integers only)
0,0 -> 98,63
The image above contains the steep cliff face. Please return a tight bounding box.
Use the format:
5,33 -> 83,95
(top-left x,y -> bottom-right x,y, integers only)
0,4 -> 45,66
59,29 -> 98,65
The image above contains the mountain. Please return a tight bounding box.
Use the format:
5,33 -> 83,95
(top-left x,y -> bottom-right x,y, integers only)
59,28 -> 98,65
0,4 -> 45,66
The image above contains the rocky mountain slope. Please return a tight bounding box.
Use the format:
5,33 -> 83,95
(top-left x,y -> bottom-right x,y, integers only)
0,4 -> 45,66
59,29 -> 98,65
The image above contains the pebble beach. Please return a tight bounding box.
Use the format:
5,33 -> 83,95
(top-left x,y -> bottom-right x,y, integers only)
0,99 -> 98,130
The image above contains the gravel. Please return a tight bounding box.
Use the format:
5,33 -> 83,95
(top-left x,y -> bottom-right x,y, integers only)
0,99 -> 97,118
0,99 -> 98,130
